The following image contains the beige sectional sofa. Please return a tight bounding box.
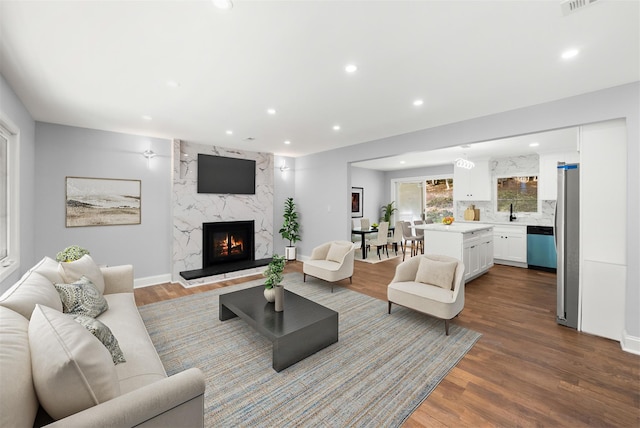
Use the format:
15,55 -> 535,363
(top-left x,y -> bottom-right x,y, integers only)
0,256 -> 205,427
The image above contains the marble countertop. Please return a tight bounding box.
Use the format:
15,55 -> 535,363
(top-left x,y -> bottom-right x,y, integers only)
414,223 -> 494,233
457,220 -> 554,228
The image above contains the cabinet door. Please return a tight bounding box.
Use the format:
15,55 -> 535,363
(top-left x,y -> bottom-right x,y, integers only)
492,232 -> 505,259
454,161 -> 490,201
505,233 -> 527,262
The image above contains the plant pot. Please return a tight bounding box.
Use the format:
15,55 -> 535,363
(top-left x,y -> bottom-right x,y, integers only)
285,246 -> 296,261
264,287 -> 276,303
274,285 -> 284,312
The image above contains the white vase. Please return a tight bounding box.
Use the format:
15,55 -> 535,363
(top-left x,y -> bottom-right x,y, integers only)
264,287 -> 276,303
274,285 -> 284,312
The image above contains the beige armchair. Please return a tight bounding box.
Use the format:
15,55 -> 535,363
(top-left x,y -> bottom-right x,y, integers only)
387,254 -> 465,335
303,240 -> 356,292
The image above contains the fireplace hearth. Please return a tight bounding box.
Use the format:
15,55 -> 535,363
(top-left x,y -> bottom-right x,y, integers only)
180,220 -> 271,281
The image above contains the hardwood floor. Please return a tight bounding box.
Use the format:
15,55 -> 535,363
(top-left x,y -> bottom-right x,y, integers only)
134,259 -> 640,427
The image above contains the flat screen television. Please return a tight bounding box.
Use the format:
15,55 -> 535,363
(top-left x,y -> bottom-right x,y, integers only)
197,154 -> 256,195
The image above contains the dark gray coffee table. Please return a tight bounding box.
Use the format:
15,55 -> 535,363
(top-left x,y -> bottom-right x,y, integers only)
219,285 -> 338,372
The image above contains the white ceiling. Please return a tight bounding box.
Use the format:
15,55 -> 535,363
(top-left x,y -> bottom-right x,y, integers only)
1,1 -> 638,159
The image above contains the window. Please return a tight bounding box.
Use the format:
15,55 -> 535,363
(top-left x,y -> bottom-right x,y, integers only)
0,121 -> 19,282
496,176 -> 538,213
0,131 -> 7,260
425,178 -> 454,223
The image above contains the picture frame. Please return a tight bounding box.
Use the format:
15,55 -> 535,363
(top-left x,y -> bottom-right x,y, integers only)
351,187 -> 363,218
65,177 -> 141,227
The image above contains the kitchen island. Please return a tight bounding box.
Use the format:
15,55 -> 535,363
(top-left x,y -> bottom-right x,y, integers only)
414,223 -> 494,282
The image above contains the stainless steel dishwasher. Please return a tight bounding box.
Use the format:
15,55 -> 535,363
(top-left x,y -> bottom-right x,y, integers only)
527,226 -> 557,272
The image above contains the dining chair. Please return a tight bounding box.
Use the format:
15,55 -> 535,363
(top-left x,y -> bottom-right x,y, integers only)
368,221 -> 389,259
413,220 -> 425,255
389,221 -> 404,255
401,221 -> 418,261
360,218 -> 370,230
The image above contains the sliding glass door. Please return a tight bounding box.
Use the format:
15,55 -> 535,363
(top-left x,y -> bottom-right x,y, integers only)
392,176 -> 454,224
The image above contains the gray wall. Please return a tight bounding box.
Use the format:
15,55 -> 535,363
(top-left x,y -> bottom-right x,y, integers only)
295,82 -> 639,341
273,155 -> 296,256
350,166 -> 386,223
0,73 -> 36,292
34,123 -> 172,279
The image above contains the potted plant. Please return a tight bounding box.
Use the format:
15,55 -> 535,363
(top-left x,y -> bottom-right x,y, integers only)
380,201 -> 398,223
279,197 -> 301,261
56,245 -> 90,262
263,254 -> 286,311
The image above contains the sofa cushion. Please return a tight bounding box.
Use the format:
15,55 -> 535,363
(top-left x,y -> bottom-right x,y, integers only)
326,242 -> 351,263
415,257 -> 458,290
0,270 -> 63,319
72,314 -> 126,365
29,305 -> 120,420
59,254 -> 106,294
100,293 -> 167,394
54,276 -> 109,318
0,306 -> 39,428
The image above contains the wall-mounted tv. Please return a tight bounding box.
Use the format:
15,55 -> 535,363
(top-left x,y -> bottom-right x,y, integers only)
197,154 -> 256,195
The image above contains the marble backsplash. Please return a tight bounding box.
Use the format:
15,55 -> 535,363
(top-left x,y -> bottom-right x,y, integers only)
456,200 -> 556,226
172,140 -> 274,283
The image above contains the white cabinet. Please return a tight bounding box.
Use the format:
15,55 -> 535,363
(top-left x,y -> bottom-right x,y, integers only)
462,229 -> 494,281
493,225 -> 527,267
539,151 -> 579,200
454,160 -> 491,201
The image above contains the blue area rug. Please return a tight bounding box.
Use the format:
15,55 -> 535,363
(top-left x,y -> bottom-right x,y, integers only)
139,273 -> 481,427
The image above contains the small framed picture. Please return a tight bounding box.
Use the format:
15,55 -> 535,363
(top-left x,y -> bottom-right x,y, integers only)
351,187 -> 363,218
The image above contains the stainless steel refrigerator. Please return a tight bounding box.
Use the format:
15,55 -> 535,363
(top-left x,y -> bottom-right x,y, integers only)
555,163 -> 579,329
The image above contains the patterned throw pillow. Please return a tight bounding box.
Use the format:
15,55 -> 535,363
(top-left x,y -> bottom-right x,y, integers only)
54,276 -> 109,318
71,314 -> 126,365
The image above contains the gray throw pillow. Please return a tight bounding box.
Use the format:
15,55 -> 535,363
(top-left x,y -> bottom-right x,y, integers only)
54,276 -> 109,318
71,314 -> 126,365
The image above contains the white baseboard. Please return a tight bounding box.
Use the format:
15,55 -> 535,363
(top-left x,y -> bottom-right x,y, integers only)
134,273 -> 171,289
621,329 -> 640,355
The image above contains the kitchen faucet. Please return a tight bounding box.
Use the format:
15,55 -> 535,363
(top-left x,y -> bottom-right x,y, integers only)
509,203 -> 517,222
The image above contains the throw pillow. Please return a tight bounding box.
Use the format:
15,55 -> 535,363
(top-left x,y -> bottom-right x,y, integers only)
0,270 -> 63,319
54,276 -> 109,318
415,257 -> 458,290
58,254 -> 106,294
72,314 -> 126,365
28,305 -> 120,420
326,243 -> 351,263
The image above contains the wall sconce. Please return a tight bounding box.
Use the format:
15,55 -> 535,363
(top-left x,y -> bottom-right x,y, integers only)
143,148 -> 156,168
279,162 -> 290,173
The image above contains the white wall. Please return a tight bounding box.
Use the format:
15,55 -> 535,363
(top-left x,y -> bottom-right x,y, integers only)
0,73 -> 36,293
34,123 -> 173,281
295,82 -> 640,347
350,166 -> 385,223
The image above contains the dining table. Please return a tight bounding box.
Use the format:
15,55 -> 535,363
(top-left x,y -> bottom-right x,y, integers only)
351,226 -> 394,259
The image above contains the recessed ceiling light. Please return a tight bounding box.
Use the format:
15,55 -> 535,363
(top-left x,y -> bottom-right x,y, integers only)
413,99 -> 424,107
142,115 -> 152,120
333,125 -> 341,131
284,140 -> 291,145
529,142 -> 539,147
212,0 -> 233,10
226,130 -> 233,135
400,160 -> 406,164
165,80 -> 180,88
267,108 -> 276,115
345,64 -> 357,73
561,49 -> 579,59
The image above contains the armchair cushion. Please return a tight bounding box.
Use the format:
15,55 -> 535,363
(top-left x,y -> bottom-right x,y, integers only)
415,257 -> 458,290
326,242 -> 352,263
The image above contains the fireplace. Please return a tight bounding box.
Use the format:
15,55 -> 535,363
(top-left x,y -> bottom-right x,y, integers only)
203,221 -> 254,269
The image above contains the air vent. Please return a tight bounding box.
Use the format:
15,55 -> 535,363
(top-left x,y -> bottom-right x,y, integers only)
561,0 -> 600,16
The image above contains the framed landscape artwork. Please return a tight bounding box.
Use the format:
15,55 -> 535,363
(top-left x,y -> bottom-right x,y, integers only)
65,177 -> 141,227
351,187 -> 363,218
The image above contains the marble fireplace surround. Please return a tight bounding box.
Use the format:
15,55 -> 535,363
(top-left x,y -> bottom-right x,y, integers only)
172,140 -> 274,286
